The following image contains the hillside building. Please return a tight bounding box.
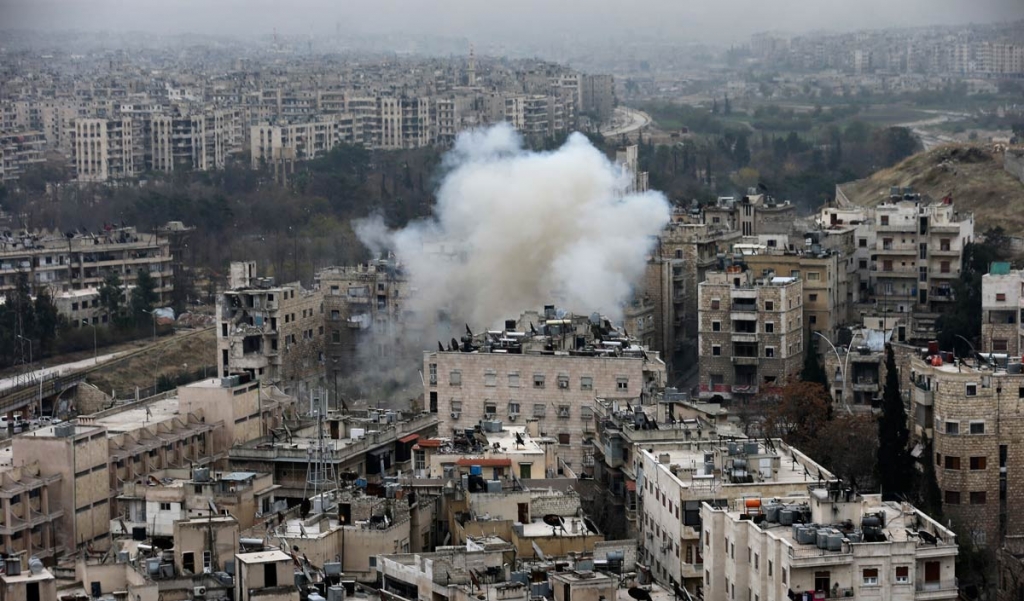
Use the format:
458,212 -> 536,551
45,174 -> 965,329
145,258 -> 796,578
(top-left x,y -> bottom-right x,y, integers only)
980,263 -> 1024,357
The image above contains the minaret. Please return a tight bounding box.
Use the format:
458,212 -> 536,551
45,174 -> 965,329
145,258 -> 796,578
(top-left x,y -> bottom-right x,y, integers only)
467,43 -> 477,86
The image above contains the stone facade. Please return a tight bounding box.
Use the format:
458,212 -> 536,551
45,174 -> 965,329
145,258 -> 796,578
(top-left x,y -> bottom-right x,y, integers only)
697,269 -> 804,402
981,267 -> 1024,357
909,354 -> 1024,548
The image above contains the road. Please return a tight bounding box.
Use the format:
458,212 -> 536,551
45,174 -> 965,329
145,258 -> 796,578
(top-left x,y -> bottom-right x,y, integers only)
601,106 -> 651,138
896,110 -> 971,151
0,351 -> 129,393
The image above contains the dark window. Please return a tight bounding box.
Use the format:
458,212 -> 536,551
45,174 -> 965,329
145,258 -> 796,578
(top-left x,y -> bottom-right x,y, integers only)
264,562 -> 278,587
970,457 -> 987,470
944,491 -> 960,504
971,491 -> 987,505
944,456 -> 960,470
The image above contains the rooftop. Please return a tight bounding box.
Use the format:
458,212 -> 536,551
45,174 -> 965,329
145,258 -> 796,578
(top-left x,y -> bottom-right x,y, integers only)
236,550 -> 292,565
92,398 -> 185,433
520,516 -> 596,538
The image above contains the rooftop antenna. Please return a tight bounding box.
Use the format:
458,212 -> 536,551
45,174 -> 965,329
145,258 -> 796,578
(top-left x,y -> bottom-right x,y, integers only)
304,387 -> 337,503
467,43 -> 477,86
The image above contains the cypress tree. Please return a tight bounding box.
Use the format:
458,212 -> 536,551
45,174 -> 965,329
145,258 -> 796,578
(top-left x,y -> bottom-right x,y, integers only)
877,345 -> 914,499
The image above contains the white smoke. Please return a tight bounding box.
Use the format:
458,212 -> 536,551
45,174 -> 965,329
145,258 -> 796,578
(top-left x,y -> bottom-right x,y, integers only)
355,123 -> 670,329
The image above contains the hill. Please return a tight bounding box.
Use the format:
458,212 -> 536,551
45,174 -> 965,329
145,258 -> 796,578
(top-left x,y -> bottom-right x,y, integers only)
838,144 -> 1024,237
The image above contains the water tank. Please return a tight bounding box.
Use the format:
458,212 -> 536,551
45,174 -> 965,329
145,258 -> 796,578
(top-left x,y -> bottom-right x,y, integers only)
703,462 -> 715,475
194,468 -> 210,482
606,551 -> 624,563
816,529 -> 830,549
733,459 -> 747,470
744,442 -> 759,455
146,558 -> 160,575
847,530 -> 863,543
728,442 -> 740,455
766,504 -> 781,523
827,533 -> 844,551
324,562 -> 342,577
308,594 -> 326,601
1008,363 -> 1022,375
659,453 -> 671,464
328,586 -> 346,601
5,557 -> 21,576
27,556 -> 43,575
779,509 -> 795,526
796,527 -> 817,545
486,480 -> 502,493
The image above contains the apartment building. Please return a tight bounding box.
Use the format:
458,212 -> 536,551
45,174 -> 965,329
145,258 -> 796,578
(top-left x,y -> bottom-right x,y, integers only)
615,144 -> 649,194
249,114 -> 360,169
235,551 -> 300,601
71,118 -> 135,182
216,261 -> 325,394
638,440 -> 833,596
980,263 -> 1024,357
424,308 -> 666,473
581,74 -> 615,122
150,109 -> 241,172
697,268 -> 804,402
703,194 -> 796,237
0,130 -> 45,183
316,260 -> 409,375
504,94 -> 573,139
909,351 -> 1024,548
0,226 -> 173,303
0,462 -> 63,562
701,484 -> 958,601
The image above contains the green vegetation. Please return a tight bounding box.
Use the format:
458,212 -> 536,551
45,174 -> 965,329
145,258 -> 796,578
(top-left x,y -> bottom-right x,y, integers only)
876,346 -> 915,500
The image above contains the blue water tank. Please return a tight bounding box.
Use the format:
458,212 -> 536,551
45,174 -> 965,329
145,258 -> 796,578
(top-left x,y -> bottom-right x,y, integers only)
470,465 -> 483,476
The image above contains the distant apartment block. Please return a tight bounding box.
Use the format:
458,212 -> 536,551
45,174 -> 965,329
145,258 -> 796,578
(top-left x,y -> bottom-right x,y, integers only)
72,118 -> 135,182
703,193 -> 796,237
0,130 -> 45,183
697,267 -> 804,402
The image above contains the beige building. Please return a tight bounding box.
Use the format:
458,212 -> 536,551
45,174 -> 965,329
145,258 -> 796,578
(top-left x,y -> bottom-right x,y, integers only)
703,194 -> 796,237
638,439 -> 832,595
909,351 -> 1024,548
72,118 -> 135,182
217,261 -> 326,395
0,131 -> 45,183
249,114 -> 360,169
235,550 -> 300,601
424,310 -> 666,474
150,109 -> 242,172
697,268 -> 804,402
980,264 -> 1024,357
174,515 -> 240,577
701,486 -> 959,601
0,559 -> 57,601
414,423 -> 552,481
0,462 -> 62,563
0,225 -> 173,303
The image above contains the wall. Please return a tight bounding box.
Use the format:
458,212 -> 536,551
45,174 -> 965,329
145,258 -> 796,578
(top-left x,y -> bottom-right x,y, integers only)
1005,150 -> 1024,184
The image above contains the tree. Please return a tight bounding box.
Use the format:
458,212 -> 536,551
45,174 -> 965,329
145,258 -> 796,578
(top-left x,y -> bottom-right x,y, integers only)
876,345 -> 914,500
733,133 -> 750,168
130,268 -> 159,321
761,381 -> 832,449
98,271 -> 124,320
811,414 -> 878,489
917,435 -> 943,519
801,336 -> 829,390
711,98 -> 719,114
723,94 -> 731,116
33,290 -> 59,354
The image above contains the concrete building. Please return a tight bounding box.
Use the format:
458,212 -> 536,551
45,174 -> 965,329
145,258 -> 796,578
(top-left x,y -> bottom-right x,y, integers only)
0,225 -> 173,304
821,321 -> 894,410
638,439 -> 832,595
697,268 -> 804,403
700,484 -> 959,601
0,131 -> 46,184
0,462 -> 62,563
424,308 -> 666,473
909,350 -> 1024,548
615,144 -> 649,194
703,194 -> 797,237
72,118 -> 135,182
316,259 -> 410,378
217,261 -> 326,395
235,550 -> 300,601
581,74 -> 615,123
980,263 -> 1024,357
150,109 -> 241,172
0,558 -> 57,601
250,114 -> 360,169
413,423 -> 551,481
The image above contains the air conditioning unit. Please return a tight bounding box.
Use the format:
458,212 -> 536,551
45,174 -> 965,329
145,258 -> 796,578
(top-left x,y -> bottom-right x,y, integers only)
484,413 -> 495,419
450,412 -> 460,420
558,380 -> 569,389
508,414 -> 517,421
558,409 -> 570,418
193,586 -> 207,597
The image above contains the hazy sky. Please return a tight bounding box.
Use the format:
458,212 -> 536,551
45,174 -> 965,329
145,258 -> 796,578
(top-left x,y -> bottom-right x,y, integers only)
2,0 -> 1022,42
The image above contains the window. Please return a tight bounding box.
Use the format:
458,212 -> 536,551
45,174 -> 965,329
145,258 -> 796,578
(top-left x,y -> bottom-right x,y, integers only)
449,371 -> 462,386
484,402 -> 496,415
809,315 -> 817,325
895,566 -> 910,584
809,293 -> 818,302
508,402 -> 520,415
331,331 -> 340,343
881,215 -> 889,226
675,249 -> 683,259
764,301 -> 774,311
764,322 -> 774,333
859,260 -> 868,269
711,299 -> 721,310
971,491 -> 987,504
966,383 -> 977,396
330,309 -> 340,320
508,373 -> 520,388
945,421 -> 959,435
994,339 -> 1008,352
859,238 -> 868,248
557,375 -> 570,389
712,321 -> 721,332
765,347 -> 775,358
970,456 -> 987,470
940,260 -> 951,273
970,421 -> 985,435
533,404 -> 546,417
790,270 -> 800,278
580,376 -> 593,391
944,456 -> 960,470
807,272 -> 820,281
558,433 -> 571,445
533,374 -> 546,388
944,490 -> 961,504
581,406 -> 593,420
614,377 -> 629,391
159,502 -> 172,511
557,405 -> 570,418
484,371 -> 497,387
862,568 -> 879,586
768,561 -> 773,576
713,345 -> 721,356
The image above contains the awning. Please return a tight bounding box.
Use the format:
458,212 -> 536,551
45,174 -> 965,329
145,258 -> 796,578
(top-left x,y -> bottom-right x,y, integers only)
456,458 -> 512,468
398,433 -> 420,444
416,439 -> 443,448
625,480 -> 637,492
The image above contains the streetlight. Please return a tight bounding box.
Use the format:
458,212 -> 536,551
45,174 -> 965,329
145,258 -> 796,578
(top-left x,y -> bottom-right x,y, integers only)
15,334 -> 32,366
813,330 -> 860,415
142,309 -> 157,341
82,319 -> 97,363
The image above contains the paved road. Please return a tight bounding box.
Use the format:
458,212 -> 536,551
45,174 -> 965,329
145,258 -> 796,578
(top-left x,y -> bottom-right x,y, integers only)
0,351 -> 128,393
601,106 -> 652,138
896,110 -> 970,151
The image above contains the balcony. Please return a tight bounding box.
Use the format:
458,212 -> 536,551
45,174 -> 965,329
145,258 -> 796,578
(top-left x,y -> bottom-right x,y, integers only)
929,270 -> 959,280
930,247 -> 960,257
877,243 -> 917,255
914,387 -> 934,407
852,380 -> 879,392
731,310 -> 758,321
731,332 -> 758,343
732,384 -> 758,395
929,223 -> 962,234
915,580 -> 958,600
875,222 -> 914,233
732,356 -> 759,366
873,267 -> 918,279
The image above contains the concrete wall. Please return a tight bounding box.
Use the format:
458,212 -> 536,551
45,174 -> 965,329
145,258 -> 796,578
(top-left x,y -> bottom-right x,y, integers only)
1005,150 -> 1024,184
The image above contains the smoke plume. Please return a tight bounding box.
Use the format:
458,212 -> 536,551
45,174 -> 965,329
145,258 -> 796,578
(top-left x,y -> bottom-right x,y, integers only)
355,123 -> 670,329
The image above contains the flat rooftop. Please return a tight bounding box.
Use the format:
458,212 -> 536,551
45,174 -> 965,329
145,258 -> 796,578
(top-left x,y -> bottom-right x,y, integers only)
94,398 -> 184,433
644,441 -> 828,491
236,550 -> 292,564
616,583 -> 674,601
521,516 -> 595,538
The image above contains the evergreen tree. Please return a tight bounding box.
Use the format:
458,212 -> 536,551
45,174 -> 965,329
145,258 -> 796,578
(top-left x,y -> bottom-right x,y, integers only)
130,268 -> 159,322
918,435 -> 943,519
711,99 -> 719,114
734,134 -> 751,168
801,334 -> 829,389
98,271 -> 124,320
723,94 -> 732,115
704,154 -> 712,185
33,290 -> 59,354
877,345 -> 914,499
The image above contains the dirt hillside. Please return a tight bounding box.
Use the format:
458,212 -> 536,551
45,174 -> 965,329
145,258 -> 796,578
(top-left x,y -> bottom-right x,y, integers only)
85,328 -> 216,397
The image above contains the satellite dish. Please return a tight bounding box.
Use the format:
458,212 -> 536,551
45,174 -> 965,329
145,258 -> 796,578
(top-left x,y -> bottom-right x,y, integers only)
542,514 -> 564,527
628,588 -> 653,601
